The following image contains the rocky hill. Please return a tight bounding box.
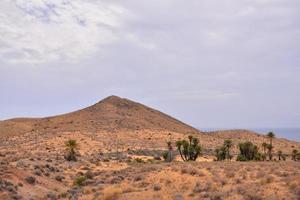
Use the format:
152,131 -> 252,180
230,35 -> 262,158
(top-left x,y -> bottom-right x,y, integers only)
0,95 -> 200,138
0,96 -> 299,153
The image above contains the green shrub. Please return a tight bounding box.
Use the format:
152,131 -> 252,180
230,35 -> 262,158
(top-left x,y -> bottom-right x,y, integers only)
73,176 -> 86,187
65,139 -> 78,161
162,151 -> 169,161
237,155 -> 247,162
237,141 -> 261,161
215,146 -> 226,161
176,135 -> 201,161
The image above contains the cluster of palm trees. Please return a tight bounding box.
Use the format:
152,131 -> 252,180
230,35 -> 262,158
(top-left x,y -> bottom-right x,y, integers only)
215,131 -> 299,162
215,139 -> 233,161
175,135 -> 202,161
63,131 -> 299,163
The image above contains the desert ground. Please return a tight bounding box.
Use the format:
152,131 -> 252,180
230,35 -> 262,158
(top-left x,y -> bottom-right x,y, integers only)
1,96 -> 300,200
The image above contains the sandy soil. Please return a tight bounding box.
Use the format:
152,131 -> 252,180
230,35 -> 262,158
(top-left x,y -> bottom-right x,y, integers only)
0,130 -> 299,200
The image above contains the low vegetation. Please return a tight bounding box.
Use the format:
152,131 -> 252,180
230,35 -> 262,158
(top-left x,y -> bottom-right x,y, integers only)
176,135 -> 202,161
237,141 -> 262,161
292,149 -> 300,161
73,176 -> 86,187
215,139 -> 233,161
162,141 -> 174,162
65,139 -> 78,161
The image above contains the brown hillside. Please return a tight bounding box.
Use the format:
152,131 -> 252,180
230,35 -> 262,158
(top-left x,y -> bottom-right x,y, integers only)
0,95 -> 200,138
0,96 -> 299,154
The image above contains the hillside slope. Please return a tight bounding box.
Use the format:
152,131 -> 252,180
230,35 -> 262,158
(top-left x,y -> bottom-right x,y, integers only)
0,96 -> 200,138
0,96 -> 299,154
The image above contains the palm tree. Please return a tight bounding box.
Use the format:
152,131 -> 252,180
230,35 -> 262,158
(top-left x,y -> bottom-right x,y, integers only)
224,139 -> 233,160
262,142 -> 268,160
176,141 -> 185,161
176,135 -> 202,161
292,149 -> 298,161
65,139 -> 77,161
267,132 -> 275,161
262,142 -> 268,154
267,132 -> 275,146
267,144 -> 273,161
277,150 -> 283,161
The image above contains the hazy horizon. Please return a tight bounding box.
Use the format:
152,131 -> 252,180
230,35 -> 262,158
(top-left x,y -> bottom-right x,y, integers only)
1,1 -> 300,140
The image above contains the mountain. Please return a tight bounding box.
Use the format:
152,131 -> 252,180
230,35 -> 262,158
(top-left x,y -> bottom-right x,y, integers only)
0,95 -> 299,153
0,95 -> 200,138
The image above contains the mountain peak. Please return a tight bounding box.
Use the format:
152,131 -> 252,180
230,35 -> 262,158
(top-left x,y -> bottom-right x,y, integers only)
95,95 -> 134,107
100,95 -> 123,102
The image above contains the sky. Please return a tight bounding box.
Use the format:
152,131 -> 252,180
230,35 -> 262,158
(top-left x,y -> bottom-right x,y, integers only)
0,0 -> 300,140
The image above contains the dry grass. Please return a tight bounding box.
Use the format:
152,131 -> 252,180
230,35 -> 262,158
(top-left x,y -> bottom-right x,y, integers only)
101,186 -> 122,200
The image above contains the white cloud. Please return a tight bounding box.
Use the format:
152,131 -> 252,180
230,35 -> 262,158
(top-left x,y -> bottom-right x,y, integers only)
0,0 -> 129,64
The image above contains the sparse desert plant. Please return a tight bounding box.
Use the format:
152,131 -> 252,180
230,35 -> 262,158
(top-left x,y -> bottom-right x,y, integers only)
162,151 -> 168,161
73,175 -> 86,187
261,142 -> 268,160
162,141 -> 174,162
277,150 -> 283,161
223,139 -> 233,160
65,139 -> 78,161
102,186 -> 122,200
292,149 -> 300,161
134,157 -> 144,163
267,131 -> 275,146
176,135 -> 201,161
267,144 -> 273,161
237,141 -> 262,161
267,132 -> 275,160
215,139 -> 233,161
215,146 -> 226,161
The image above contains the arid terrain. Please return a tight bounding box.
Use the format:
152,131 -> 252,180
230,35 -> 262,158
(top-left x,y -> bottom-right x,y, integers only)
0,96 -> 299,200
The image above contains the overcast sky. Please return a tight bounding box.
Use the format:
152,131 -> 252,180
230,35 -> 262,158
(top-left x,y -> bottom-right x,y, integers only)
1,0 -> 300,138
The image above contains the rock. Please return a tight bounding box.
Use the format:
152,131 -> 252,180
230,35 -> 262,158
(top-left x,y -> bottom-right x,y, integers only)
172,193 -> 184,200
49,166 -> 55,172
34,165 -> 40,169
25,176 -> 36,185
110,177 -> 121,184
68,188 -> 79,199
134,175 -> 143,181
46,192 -> 57,200
34,170 -> 42,176
153,155 -> 161,160
16,161 -> 26,168
11,194 -> 23,200
55,175 -> 65,182
81,166 -> 90,170
85,180 -> 95,185
6,185 -> 16,193
153,184 -> 161,191
85,171 -> 94,179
